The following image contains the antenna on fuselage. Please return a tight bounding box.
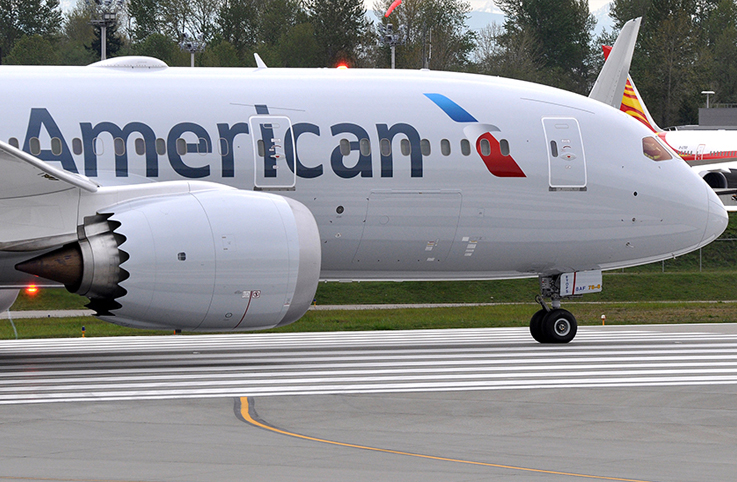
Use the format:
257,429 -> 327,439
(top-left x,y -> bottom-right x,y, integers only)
254,54 -> 268,70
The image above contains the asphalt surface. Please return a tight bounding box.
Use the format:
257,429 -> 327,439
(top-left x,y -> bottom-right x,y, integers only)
2,324 -> 737,481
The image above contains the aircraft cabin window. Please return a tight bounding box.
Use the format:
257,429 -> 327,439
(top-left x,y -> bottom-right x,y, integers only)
550,140 -> 558,158
176,138 -> 187,156
642,137 -> 672,161
479,138 -> 491,157
29,137 -> 41,156
380,138 -> 391,157
8,137 -> 19,149
257,139 -> 265,157
198,137 -> 209,155
219,138 -> 229,157
460,139 -> 471,156
400,139 -> 411,156
359,138 -> 371,156
114,137 -> 125,156
500,139 -> 510,156
339,139 -> 351,157
72,138 -> 82,155
51,137 -> 62,156
421,139 -> 431,156
441,139 -> 451,156
156,138 -> 166,155
135,138 -> 145,156
93,137 -> 104,156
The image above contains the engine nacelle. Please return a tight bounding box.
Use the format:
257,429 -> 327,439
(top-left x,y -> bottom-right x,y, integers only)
18,189 -> 321,331
702,171 -> 728,189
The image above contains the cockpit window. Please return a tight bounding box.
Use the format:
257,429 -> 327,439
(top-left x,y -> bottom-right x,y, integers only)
642,136 -> 672,161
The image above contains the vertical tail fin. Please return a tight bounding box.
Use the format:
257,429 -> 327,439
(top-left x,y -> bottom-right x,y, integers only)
621,75 -> 662,132
602,45 -> 662,133
589,17 -> 640,109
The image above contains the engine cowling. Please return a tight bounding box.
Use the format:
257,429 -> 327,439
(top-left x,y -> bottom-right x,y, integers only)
17,189 -> 321,331
702,171 -> 728,189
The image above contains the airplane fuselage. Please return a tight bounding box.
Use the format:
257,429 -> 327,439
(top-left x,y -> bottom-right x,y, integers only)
0,61 -> 724,283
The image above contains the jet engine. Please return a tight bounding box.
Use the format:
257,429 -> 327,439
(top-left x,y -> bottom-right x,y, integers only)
702,171 -> 728,190
16,189 -> 321,331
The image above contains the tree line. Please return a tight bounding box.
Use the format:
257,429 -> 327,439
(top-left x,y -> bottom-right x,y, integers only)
2,0 -> 737,127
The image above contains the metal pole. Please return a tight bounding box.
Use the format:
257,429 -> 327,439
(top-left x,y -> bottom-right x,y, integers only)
422,29 -> 426,69
391,45 -> 395,69
101,24 -> 107,60
428,29 -> 431,69
191,52 -> 195,68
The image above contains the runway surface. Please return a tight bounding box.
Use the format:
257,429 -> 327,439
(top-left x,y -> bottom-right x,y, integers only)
2,324 -> 737,481
4,324 -> 737,403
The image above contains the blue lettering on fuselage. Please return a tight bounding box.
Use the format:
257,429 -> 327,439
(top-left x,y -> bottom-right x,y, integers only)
24,108 -> 78,173
21,108 -> 427,179
80,121 -> 157,177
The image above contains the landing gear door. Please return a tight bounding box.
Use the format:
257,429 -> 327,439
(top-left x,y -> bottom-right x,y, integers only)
250,115 -> 296,190
543,118 -> 587,191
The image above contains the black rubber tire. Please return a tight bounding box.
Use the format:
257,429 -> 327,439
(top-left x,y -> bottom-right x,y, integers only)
529,309 -> 548,343
542,309 -> 577,343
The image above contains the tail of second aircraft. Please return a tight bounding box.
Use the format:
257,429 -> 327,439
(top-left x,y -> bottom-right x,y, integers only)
602,45 -> 661,133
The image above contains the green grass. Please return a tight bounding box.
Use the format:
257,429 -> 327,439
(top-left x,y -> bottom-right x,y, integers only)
8,271 -> 737,312
5,271 -> 737,340
270,302 -> 737,332
11,288 -> 90,311
3,301 -> 736,339
0,317 -> 173,339
312,272 -> 737,305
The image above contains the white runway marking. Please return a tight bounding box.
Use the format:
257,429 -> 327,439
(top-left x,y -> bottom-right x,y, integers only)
3,325 -> 737,404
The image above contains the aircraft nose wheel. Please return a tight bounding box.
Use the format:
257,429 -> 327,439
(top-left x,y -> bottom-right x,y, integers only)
543,309 -> 577,343
529,309 -> 547,343
529,308 -> 577,343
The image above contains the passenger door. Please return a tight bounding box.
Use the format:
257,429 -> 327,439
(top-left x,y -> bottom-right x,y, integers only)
249,115 -> 296,190
543,117 -> 587,192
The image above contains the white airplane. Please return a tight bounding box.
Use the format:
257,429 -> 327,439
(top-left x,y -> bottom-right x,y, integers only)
600,43 -> 737,211
0,55 -> 727,343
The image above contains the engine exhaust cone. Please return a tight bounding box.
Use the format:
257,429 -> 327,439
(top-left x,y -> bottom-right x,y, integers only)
15,243 -> 83,291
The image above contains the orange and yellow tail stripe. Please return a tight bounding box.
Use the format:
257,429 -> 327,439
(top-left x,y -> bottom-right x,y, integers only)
620,78 -> 657,132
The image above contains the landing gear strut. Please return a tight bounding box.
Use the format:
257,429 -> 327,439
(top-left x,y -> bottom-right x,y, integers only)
529,275 -> 578,344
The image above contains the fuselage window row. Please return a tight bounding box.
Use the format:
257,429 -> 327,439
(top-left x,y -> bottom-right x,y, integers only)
7,136 -> 479,161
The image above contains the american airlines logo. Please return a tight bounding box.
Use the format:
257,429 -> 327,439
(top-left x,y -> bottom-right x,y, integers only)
16,96 -> 525,180
424,93 -> 526,178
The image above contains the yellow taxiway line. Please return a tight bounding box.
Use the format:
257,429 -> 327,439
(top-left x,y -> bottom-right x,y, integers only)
238,396 -> 654,482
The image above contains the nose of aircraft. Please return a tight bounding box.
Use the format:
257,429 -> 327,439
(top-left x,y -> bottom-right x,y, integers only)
703,186 -> 729,247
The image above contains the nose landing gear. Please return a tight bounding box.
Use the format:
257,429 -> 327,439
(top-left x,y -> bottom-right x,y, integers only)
530,295 -> 578,344
528,272 -> 592,344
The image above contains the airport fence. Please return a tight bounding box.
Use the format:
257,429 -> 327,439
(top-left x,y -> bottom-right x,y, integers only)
625,238 -> 737,273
